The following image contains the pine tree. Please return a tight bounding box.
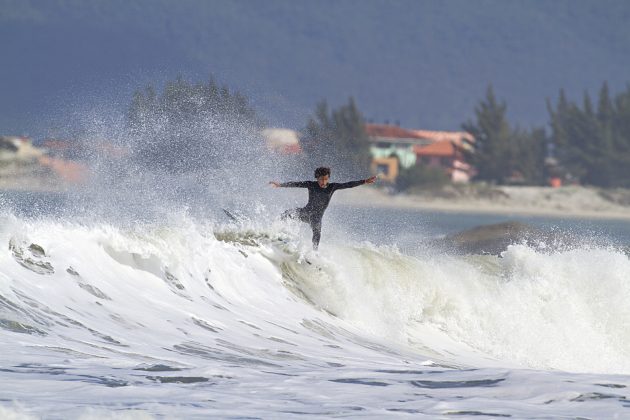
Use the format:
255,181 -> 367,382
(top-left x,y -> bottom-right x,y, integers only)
127,76 -> 261,173
301,98 -> 371,178
464,85 -> 548,185
549,82 -> 630,187
463,85 -> 513,183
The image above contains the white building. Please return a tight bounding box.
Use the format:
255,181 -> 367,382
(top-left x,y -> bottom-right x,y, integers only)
0,136 -> 44,162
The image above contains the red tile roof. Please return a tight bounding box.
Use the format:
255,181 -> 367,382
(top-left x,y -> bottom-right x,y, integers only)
365,124 -> 428,139
281,144 -> 302,155
38,156 -> 88,183
414,140 -> 456,157
412,130 -> 475,144
366,125 -> 475,148
42,139 -> 72,150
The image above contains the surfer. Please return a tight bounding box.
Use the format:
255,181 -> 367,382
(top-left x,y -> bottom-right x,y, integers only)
270,167 -> 377,250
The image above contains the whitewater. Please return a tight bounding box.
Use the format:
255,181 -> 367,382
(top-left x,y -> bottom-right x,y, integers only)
2,199 -> 630,419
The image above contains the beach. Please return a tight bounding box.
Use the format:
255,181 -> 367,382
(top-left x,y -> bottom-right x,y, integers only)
338,184 -> 630,220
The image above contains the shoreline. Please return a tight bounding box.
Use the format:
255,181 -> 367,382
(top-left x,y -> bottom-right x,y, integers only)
2,183 -> 629,222
337,186 -> 630,221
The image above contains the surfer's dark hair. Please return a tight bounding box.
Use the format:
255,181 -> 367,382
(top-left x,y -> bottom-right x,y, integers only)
314,167 -> 330,178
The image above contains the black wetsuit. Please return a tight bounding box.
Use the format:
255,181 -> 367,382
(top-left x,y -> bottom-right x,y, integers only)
279,179 -> 366,249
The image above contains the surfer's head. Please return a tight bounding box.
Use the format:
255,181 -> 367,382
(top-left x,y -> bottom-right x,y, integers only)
314,166 -> 330,188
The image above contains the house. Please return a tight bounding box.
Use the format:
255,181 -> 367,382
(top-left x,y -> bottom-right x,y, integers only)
414,138 -> 475,183
0,136 -> 92,186
37,155 -> 88,184
411,130 -> 475,152
370,156 -> 399,183
0,136 -> 44,162
366,124 -> 475,183
40,139 -> 73,157
365,124 -> 433,170
41,139 -> 130,160
261,128 -> 302,155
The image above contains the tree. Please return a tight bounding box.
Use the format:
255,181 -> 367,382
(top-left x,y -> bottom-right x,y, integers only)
127,76 -> 261,173
508,126 -> 547,185
548,82 -> 630,187
396,162 -> 449,191
462,86 -> 511,182
463,85 -> 546,184
301,98 -> 371,178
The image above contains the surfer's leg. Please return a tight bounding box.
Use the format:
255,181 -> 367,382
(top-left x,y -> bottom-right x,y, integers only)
310,217 -> 322,250
283,208 -> 320,248
281,208 -> 300,221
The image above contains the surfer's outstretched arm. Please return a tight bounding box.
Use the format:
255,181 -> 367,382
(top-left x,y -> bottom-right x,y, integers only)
333,175 -> 377,190
269,181 -> 310,188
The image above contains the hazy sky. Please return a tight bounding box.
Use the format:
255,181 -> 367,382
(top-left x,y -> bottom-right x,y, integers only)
1,0 -> 629,138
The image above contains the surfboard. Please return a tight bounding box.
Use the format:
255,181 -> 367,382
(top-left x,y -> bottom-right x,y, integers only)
222,208 -> 251,223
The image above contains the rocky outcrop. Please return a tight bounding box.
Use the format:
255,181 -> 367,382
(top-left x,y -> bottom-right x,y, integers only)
442,221 -> 551,255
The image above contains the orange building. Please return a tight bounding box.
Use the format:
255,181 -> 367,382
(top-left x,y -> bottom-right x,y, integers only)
261,128 -> 302,155
365,124 -> 475,183
414,139 -> 475,183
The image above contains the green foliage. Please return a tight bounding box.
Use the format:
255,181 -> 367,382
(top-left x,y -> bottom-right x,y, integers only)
507,127 -> 547,185
396,162 -> 449,192
127,76 -> 260,173
463,86 -> 547,185
548,82 -> 630,187
462,86 -> 511,182
301,98 -> 371,178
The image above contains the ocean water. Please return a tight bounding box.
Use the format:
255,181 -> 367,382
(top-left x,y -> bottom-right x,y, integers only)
1,191 -> 630,419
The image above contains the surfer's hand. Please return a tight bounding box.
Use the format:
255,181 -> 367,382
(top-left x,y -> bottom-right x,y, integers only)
269,181 -> 281,188
365,175 -> 377,184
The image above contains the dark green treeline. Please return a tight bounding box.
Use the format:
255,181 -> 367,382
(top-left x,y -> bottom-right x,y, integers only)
466,83 -> 630,187
125,76 -> 630,188
547,83 -> 630,187
127,76 -> 261,173
300,98 -> 372,179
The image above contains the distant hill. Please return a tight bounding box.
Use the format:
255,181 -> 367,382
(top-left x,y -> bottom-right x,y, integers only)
1,0 -> 629,137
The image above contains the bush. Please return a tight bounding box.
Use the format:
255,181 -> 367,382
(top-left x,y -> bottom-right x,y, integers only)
396,163 -> 450,192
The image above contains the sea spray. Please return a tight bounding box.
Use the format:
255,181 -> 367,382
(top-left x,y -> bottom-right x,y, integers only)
298,241 -> 630,373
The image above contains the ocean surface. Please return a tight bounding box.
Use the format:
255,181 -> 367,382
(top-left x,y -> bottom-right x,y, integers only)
2,190 -> 630,419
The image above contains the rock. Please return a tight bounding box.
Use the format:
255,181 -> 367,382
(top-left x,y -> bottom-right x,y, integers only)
443,221 -> 549,255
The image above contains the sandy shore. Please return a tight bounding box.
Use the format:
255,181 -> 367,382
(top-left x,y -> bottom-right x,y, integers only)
2,175 -> 629,221
337,185 -> 630,221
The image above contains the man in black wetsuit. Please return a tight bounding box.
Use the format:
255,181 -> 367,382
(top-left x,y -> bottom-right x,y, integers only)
270,167 -> 377,250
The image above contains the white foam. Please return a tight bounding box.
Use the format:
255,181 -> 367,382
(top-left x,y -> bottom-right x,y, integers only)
2,214 -> 630,417
301,242 -> 630,373
0,405 -> 38,420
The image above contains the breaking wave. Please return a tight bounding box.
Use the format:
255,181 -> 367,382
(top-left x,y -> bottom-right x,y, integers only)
2,211 -> 630,377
